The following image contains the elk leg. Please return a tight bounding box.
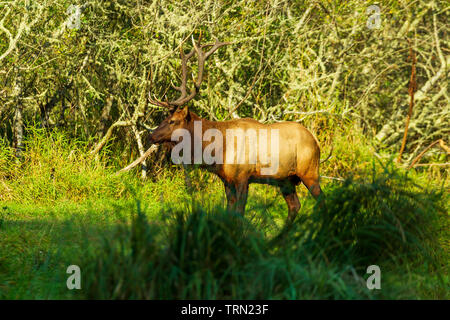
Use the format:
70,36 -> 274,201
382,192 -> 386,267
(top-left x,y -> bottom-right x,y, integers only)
224,182 -> 237,213
301,176 -> 322,199
234,181 -> 249,215
280,181 -> 301,223
301,175 -> 326,211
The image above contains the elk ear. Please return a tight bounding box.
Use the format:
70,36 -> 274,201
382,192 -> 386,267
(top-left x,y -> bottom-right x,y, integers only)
181,106 -> 189,119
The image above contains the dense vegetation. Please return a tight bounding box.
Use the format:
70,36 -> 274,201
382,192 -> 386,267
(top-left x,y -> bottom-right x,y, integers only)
0,0 -> 448,299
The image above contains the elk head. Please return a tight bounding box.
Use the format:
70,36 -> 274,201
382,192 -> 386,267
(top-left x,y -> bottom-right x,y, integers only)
148,33 -> 229,144
149,107 -> 191,143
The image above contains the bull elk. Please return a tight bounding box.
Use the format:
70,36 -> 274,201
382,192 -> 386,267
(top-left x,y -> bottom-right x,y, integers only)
149,35 -> 323,224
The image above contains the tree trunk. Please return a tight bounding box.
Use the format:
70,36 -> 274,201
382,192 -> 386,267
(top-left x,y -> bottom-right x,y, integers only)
14,105 -> 23,159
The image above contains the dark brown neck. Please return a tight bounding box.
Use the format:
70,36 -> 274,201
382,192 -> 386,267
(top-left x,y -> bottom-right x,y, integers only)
188,111 -> 216,134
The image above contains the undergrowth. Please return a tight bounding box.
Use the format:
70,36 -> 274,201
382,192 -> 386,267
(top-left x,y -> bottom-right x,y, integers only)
0,129 -> 448,299
78,168 -> 448,299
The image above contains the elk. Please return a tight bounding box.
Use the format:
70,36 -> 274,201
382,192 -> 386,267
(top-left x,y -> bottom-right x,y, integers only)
149,35 -> 323,224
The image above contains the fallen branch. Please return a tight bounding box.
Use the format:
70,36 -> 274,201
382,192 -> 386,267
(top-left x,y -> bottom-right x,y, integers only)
90,71 -> 149,155
412,162 -> 450,168
115,144 -> 158,176
89,120 -> 131,155
131,124 -> 148,179
407,139 -> 449,169
320,175 -> 345,182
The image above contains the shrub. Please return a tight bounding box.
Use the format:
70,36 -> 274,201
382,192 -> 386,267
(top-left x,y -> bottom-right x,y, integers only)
78,167 -> 447,299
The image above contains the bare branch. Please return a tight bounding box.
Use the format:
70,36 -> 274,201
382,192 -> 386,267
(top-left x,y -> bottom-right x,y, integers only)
407,139 -> 449,169
115,144 -> 159,175
397,40 -> 417,163
89,119 -> 131,155
0,5 -> 42,62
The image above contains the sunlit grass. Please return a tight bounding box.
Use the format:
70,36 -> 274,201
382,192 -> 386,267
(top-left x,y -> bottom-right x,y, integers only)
0,129 -> 448,299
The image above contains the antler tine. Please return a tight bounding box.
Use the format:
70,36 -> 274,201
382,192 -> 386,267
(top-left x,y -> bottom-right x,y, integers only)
149,33 -> 229,109
148,93 -> 173,110
171,80 -> 180,92
172,43 -> 195,105
192,37 -> 230,89
204,38 -> 231,59
148,92 -> 172,109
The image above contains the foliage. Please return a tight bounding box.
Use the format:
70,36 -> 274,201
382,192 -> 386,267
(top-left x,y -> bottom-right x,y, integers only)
78,168 -> 448,299
0,1 -> 448,300
0,130 -> 447,299
0,0 -> 448,167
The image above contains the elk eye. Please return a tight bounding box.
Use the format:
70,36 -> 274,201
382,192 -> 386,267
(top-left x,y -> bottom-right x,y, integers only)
168,120 -> 175,124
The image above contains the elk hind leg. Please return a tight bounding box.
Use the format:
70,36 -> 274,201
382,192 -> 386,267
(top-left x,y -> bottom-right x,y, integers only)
280,180 -> 301,223
301,174 -> 326,212
300,174 -> 322,199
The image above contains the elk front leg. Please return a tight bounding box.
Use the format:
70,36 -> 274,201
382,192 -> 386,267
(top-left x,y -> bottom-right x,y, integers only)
224,181 -> 248,215
224,182 -> 237,213
235,181 -> 249,215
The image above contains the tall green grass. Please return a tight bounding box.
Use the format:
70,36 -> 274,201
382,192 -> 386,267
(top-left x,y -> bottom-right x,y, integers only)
0,128 -> 193,205
0,128 -> 126,203
77,168 -> 448,299
0,129 -> 447,299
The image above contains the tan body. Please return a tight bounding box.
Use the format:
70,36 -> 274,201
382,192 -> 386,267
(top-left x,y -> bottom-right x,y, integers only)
210,118 -> 320,181
150,109 -> 323,223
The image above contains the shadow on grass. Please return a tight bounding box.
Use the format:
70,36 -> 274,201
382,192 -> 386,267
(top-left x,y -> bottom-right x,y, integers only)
76,167 -> 448,300
0,162 -> 447,299
0,205 -> 130,299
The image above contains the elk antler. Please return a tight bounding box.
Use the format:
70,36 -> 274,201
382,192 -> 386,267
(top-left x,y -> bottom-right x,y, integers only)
148,33 -> 230,110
